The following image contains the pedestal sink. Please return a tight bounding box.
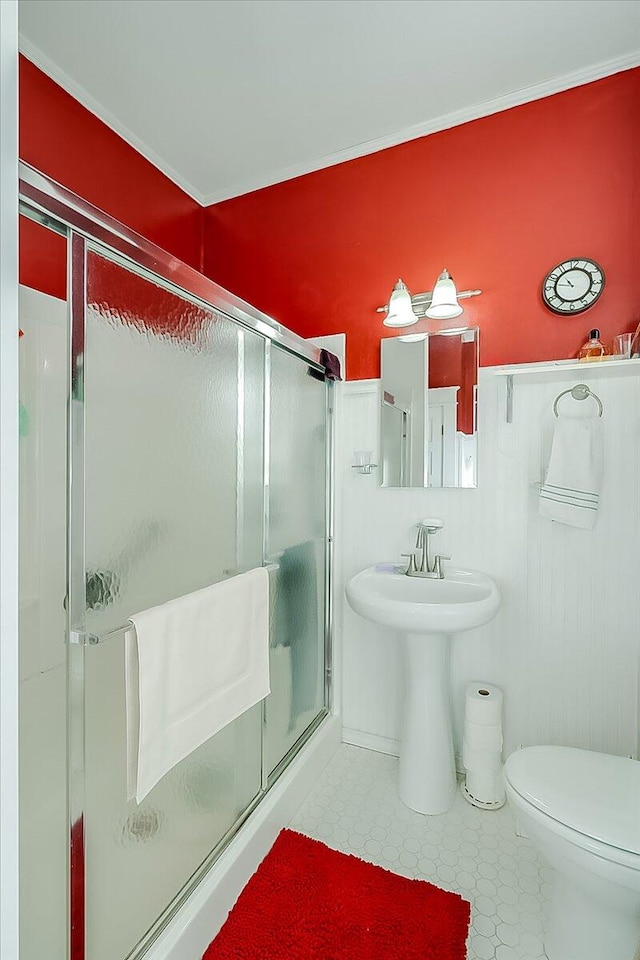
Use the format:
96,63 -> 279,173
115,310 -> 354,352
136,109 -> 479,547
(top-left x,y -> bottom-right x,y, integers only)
346,565 -> 501,815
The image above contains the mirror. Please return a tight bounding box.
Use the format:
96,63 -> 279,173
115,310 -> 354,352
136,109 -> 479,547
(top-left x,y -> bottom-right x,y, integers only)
380,328 -> 478,488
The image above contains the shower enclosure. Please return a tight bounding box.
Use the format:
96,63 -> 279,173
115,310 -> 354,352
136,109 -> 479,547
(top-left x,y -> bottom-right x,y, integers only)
18,165 -> 333,960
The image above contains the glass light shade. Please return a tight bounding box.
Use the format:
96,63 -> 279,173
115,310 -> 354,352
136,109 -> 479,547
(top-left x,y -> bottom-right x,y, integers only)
425,269 -> 463,320
384,278 -> 418,328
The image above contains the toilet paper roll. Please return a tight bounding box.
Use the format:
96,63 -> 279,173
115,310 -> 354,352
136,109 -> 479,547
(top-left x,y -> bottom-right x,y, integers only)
463,719 -> 503,751
465,768 -> 506,806
462,740 -> 503,773
464,682 -> 503,726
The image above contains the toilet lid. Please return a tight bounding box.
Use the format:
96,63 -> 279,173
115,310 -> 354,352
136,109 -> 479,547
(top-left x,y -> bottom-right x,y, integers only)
504,746 -> 640,856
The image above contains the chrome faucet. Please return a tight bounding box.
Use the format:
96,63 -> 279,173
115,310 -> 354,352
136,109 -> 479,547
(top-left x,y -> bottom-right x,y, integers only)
402,519 -> 450,578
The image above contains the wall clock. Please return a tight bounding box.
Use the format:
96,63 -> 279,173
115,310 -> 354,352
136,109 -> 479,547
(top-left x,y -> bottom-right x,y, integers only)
542,258 -> 605,315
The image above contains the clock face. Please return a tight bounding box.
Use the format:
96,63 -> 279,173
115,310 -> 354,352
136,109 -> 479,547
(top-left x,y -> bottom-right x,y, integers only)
542,259 -> 605,315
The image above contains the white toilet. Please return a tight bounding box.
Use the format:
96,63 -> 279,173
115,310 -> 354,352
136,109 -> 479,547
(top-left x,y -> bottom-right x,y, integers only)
504,746 -> 640,960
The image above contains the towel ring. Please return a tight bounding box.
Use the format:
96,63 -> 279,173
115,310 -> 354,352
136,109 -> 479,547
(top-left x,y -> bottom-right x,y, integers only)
553,383 -> 603,418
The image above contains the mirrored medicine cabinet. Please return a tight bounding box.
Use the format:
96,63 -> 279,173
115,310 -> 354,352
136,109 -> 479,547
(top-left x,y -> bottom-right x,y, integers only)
380,328 -> 479,488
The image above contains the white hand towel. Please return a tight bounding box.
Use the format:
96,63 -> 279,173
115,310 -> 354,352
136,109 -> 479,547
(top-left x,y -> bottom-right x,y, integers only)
126,566 -> 270,804
539,416 -> 602,529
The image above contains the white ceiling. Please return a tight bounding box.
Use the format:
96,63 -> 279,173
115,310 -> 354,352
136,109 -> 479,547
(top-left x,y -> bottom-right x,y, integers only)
19,0 -> 640,204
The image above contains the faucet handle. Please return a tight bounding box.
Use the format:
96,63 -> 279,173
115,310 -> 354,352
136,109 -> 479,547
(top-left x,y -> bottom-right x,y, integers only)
433,555 -> 451,578
400,553 -> 418,574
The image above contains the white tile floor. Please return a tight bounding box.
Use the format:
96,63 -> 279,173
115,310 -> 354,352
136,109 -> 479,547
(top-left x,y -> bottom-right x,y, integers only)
290,744 -> 553,960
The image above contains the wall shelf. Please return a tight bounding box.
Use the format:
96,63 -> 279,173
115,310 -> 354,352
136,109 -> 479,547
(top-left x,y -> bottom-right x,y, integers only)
489,357 -> 640,423
491,357 -> 640,377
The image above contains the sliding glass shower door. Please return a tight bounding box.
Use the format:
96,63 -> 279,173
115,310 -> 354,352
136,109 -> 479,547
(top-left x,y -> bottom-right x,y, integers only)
72,247 -> 267,960
264,345 -> 328,778
59,231 -> 332,960
20,163 -> 332,960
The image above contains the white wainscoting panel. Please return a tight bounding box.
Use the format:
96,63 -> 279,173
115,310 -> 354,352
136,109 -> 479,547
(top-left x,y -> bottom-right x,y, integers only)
337,367 -> 640,760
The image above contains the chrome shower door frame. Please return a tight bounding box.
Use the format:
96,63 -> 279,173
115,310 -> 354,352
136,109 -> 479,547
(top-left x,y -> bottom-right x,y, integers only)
19,162 -> 334,960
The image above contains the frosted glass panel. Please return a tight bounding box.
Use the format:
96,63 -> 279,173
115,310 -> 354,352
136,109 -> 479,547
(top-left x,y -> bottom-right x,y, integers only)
81,252 -> 264,960
265,348 -> 327,775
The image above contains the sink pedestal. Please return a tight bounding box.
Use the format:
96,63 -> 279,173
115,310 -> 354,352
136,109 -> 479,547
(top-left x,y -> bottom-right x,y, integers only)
345,563 -> 501,816
399,632 -> 456,815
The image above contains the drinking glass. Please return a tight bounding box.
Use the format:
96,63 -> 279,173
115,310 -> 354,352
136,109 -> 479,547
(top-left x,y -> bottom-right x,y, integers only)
613,333 -> 633,359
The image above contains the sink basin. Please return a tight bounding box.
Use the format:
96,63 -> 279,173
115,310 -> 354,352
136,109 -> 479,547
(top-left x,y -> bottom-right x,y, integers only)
345,562 -> 501,816
346,565 -> 501,633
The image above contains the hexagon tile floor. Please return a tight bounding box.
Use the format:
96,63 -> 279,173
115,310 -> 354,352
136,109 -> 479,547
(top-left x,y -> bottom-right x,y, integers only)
289,744 -> 552,960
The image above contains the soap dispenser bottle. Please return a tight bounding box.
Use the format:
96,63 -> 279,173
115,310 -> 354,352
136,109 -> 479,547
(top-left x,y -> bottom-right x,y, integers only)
578,329 -> 610,362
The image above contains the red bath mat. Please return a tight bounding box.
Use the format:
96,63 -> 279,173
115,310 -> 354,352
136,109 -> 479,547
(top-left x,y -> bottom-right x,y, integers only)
203,829 -> 470,959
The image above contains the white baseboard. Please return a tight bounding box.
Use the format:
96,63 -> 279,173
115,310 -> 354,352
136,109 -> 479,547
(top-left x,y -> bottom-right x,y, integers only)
144,714 -> 341,960
342,726 -> 400,757
342,728 -> 467,780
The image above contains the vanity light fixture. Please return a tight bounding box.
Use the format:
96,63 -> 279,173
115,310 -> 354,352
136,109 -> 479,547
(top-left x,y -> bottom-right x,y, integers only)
378,269 -> 482,323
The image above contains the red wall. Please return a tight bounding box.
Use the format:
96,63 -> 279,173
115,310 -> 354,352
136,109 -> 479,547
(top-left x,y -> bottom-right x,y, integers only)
203,69 -> 640,380
19,55 -> 203,300
18,56 -> 640,379
19,217 -> 67,301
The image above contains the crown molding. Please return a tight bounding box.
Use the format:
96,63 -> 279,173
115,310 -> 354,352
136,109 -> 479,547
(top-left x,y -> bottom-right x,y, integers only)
18,37 -> 207,205
202,50 -> 640,205
18,36 -> 640,208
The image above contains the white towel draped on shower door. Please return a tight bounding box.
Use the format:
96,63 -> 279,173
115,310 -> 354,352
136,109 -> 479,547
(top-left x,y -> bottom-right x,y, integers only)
539,416 -> 603,530
126,566 -> 270,804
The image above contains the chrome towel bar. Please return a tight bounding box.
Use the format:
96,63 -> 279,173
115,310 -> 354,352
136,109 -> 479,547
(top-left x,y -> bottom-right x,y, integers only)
69,563 -> 281,645
68,622 -> 133,645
